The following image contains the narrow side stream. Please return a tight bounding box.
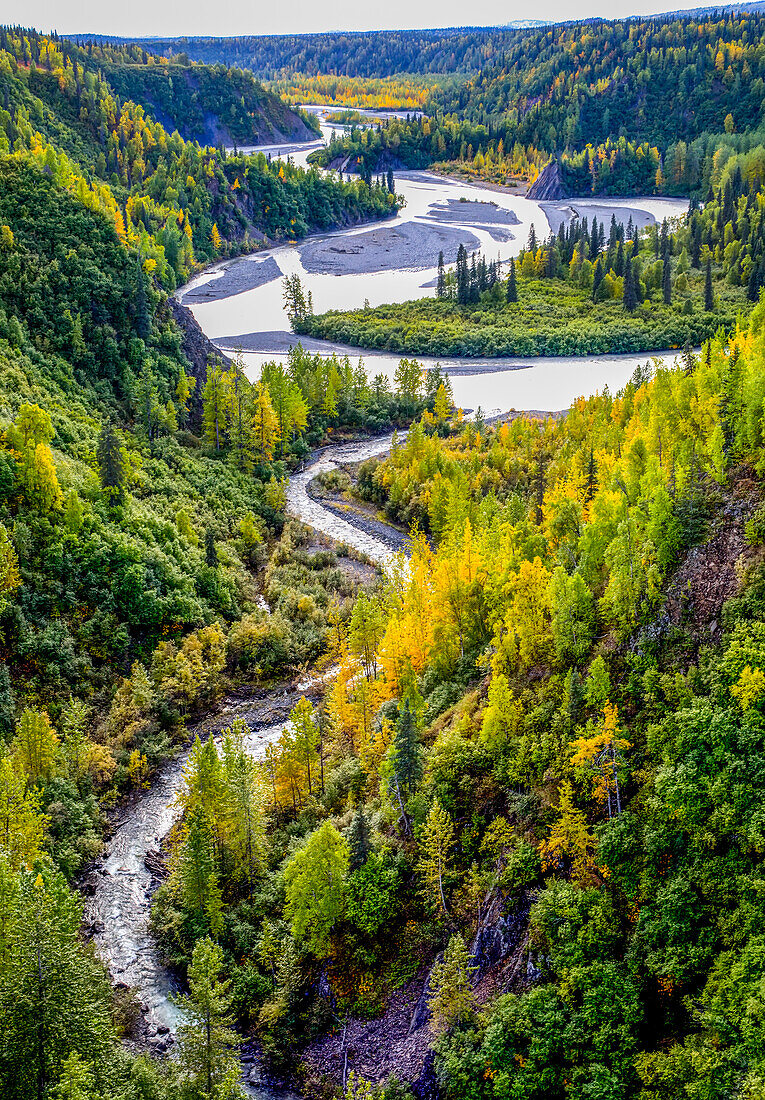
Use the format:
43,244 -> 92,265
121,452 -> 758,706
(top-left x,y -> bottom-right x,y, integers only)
83,437 -> 398,1094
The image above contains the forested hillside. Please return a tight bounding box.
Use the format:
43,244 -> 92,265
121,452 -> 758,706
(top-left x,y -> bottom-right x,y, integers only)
9,13 -> 765,1100
86,28 -> 524,79
0,29 -> 420,1099
0,28 -> 396,290
286,12 -> 765,197
144,305 -> 765,1100
7,30 -> 315,147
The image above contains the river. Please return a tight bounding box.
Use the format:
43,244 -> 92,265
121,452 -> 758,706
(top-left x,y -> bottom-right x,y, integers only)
179,109 -> 689,415
87,115 -> 689,1094
83,429 -> 403,1097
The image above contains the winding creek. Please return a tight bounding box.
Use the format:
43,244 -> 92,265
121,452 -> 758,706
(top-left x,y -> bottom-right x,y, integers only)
83,434 -> 401,1098
85,112 -> 696,1095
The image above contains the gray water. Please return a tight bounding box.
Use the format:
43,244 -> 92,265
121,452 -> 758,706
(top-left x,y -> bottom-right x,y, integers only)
92,115 -> 689,1090
82,434 -> 397,1095
180,109 -> 688,415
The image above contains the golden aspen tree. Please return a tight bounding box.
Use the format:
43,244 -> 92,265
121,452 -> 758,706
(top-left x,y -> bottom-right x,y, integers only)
251,382 -> 279,462
539,781 -> 597,886
0,526 -> 20,612
418,799 -> 455,916
0,756 -> 47,870
570,701 -> 630,817
7,404 -> 61,513
480,672 -> 522,750
13,709 -> 58,787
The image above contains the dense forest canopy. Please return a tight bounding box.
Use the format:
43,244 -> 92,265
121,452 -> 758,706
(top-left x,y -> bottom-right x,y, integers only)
296,11 -> 765,196
0,26 -> 396,290
8,12 -> 765,1100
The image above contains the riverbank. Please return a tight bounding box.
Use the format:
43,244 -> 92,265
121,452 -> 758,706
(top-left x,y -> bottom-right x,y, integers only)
82,671 -> 334,1043
183,255 -> 283,303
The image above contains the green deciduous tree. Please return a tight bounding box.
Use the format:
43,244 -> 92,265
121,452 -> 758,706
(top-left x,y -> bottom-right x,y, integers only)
174,936 -> 243,1100
202,360 -> 228,451
13,708 -> 58,787
175,364 -> 197,428
428,933 -> 477,1032
285,821 -> 349,957
418,799 -> 455,916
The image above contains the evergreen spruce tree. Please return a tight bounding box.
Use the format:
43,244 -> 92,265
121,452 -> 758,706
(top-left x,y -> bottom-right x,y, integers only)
134,257 -> 150,341
436,251 -> 446,299
456,244 -> 469,305
348,802 -> 371,870
585,447 -> 598,504
469,254 -> 479,303
662,257 -> 672,305
614,239 -> 625,277
691,224 -> 701,268
506,257 -> 518,303
96,419 -> 126,505
205,527 -> 218,568
591,258 -> 603,300
392,700 -> 422,800
589,216 -> 600,260
705,258 -> 714,311
748,261 -> 761,303
623,259 -> 637,312
682,341 -> 698,376
0,661 -> 13,739
387,700 -> 422,834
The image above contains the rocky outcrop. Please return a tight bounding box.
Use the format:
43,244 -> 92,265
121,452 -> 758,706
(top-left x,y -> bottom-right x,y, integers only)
168,297 -> 229,426
636,476 -> 760,653
527,160 -> 567,201
300,889 -> 539,1095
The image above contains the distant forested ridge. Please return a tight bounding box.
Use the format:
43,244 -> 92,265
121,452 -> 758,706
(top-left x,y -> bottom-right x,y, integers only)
91,9 -> 765,141
303,12 -> 765,195
76,27 -> 525,79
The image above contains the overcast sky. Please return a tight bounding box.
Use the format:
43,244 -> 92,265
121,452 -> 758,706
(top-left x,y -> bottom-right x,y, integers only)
14,0 -> 717,39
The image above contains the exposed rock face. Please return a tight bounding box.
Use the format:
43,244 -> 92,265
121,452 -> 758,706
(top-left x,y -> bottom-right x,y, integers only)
637,476 -> 759,653
300,888 -> 539,1095
470,887 -> 536,987
526,160 -> 567,201
168,297 -> 229,426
